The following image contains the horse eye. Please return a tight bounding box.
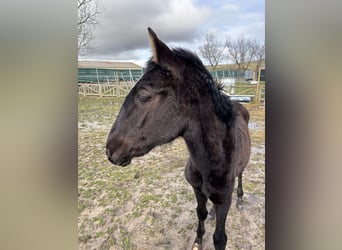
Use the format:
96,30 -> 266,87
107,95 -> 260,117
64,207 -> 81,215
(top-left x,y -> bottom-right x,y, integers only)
137,93 -> 151,102
163,70 -> 171,77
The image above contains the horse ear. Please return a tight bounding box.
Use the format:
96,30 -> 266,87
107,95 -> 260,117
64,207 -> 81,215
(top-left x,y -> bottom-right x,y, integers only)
147,28 -> 183,78
147,27 -> 174,65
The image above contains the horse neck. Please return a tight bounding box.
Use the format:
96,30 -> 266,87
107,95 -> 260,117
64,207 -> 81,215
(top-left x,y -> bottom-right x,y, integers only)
182,105 -> 232,169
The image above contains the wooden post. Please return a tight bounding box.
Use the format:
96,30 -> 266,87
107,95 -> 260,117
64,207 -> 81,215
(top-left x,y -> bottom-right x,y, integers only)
227,84 -> 232,95
255,68 -> 262,103
99,84 -> 102,97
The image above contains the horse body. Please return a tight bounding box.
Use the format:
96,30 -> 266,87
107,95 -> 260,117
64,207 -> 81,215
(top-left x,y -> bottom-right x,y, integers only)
182,98 -> 250,249
106,28 -> 251,250
184,100 -> 250,198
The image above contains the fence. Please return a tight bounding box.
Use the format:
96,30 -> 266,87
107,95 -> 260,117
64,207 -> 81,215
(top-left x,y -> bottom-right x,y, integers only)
78,82 -> 265,102
224,83 -> 265,103
78,83 -> 134,97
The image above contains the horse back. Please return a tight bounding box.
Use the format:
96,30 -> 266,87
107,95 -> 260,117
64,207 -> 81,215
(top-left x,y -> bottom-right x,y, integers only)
233,101 -> 250,123
231,101 -> 251,177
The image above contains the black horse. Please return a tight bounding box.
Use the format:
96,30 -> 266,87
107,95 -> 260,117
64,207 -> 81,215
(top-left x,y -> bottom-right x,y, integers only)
106,28 -> 251,250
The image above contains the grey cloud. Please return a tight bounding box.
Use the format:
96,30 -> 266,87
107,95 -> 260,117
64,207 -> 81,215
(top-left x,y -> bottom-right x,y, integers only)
88,0 -> 210,58
81,0 -> 265,62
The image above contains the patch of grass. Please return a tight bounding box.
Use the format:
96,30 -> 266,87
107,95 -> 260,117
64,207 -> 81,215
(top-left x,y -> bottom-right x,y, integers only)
95,231 -> 106,238
119,227 -> 137,250
130,206 -> 143,218
186,222 -> 196,230
79,234 -> 92,243
109,188 -> 132,205
141,194 -> 161,205
78,200 -> 86,214
108,237 -> 117,247
93,216 -> 106,227
167,193 -> 177,204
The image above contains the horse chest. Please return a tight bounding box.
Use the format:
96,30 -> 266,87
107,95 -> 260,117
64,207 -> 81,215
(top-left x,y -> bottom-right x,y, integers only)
185,162 -> 229,198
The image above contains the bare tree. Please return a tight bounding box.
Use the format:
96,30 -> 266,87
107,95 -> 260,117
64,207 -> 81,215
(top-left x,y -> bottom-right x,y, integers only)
225,36 -> 257,80
199,32 -> 225,70
78,0 -> 102,55
253,42 -> 265,79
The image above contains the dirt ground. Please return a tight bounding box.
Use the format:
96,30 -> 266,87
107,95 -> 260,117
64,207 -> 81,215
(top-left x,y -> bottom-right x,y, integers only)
78,97 -> 265,250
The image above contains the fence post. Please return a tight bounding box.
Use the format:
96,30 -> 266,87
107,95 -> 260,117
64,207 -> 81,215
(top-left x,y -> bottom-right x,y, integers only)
255,68 -> 262,103
99,84 -> 103,97
256,84 -> 261,103
227,84 -> 231,95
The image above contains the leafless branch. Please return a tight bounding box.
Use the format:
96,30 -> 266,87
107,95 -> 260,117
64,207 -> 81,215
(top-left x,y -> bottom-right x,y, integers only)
253,42 -> 265,77
78,0 -> 102,55
225,36 -> 258,80
199,32 -> 225,70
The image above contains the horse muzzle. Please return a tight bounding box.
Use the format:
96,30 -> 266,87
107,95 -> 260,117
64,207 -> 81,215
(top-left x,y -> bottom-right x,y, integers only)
106,137 -> 133,167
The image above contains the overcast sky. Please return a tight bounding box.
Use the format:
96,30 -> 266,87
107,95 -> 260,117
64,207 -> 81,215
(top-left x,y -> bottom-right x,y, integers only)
79,0 -> 265,67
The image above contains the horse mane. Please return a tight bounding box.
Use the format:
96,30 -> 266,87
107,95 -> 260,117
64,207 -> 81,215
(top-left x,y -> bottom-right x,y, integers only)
172,48 -> 237,126
145,48 -> 236,126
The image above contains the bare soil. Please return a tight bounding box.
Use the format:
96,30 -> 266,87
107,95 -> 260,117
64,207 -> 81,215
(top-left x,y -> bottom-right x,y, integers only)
78,97 -> 265,250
